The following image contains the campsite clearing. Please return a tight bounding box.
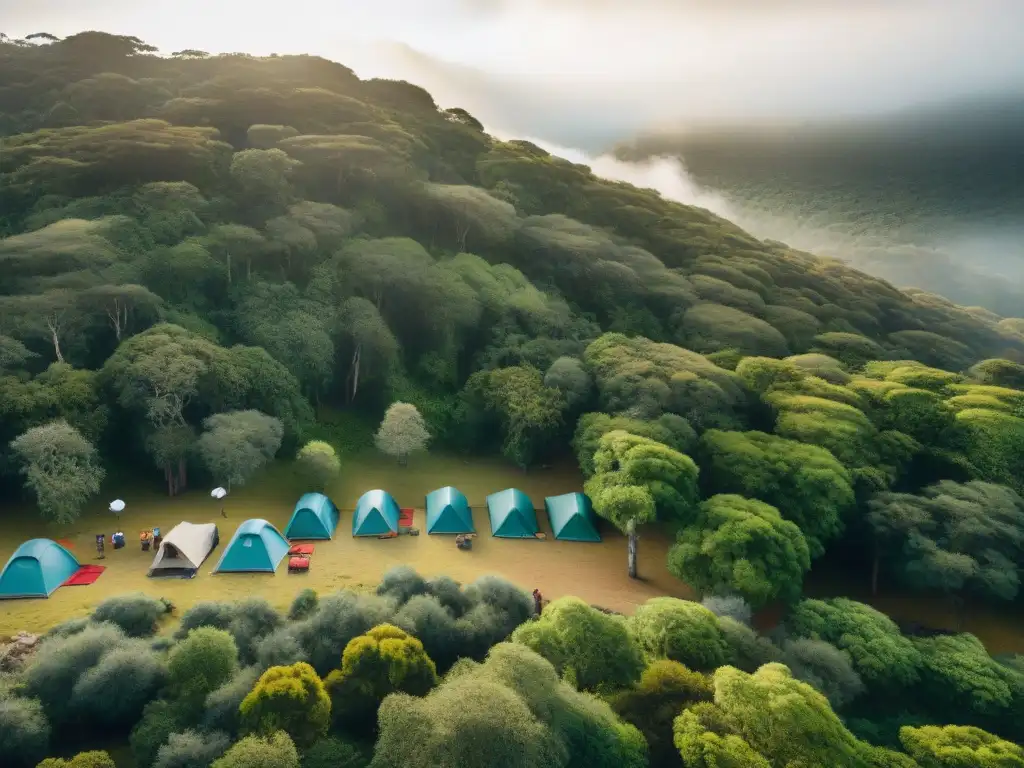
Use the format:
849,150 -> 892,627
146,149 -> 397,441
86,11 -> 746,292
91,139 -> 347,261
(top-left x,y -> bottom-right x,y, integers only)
0,453 -> 693,636
3,452 -> 1024,654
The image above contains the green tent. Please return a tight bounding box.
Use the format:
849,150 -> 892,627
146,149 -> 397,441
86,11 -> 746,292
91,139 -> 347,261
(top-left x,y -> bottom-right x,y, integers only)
284,492 -> 340,540
0,539 -> 80,599
486,488 -> 539,539
353,489 -> 400,536
545,492 -> 601,542
425,486 -> 474,534
213,519 -> 290,573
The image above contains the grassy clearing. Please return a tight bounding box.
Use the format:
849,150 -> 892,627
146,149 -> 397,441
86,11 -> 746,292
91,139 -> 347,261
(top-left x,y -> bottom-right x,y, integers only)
0,452 -> 693,636
2,450 -> 1024,654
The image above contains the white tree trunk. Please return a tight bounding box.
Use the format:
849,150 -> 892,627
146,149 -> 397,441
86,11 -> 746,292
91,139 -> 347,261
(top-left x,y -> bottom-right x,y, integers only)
627,519 -> 639,579
45,314 -> 64,363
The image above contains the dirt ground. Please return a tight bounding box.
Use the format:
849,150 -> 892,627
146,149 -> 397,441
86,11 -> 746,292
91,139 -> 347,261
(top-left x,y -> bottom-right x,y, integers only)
0,453 -> 694,636
3,452 -> 1024,654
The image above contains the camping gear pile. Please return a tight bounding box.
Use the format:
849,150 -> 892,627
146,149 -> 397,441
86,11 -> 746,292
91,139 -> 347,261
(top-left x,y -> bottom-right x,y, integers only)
398,508 -> 420,536
288,543 -> 314,573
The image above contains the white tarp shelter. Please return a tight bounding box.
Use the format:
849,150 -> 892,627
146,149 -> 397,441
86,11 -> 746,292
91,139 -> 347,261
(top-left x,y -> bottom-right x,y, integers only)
147,522 -> 219,577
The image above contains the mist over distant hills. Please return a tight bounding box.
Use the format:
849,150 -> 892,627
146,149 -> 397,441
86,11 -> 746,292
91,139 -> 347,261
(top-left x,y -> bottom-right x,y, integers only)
616,93 -> 1024,316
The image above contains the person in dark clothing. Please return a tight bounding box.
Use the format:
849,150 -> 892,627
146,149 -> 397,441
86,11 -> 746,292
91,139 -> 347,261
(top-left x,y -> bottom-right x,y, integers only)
532,588 -> 543,616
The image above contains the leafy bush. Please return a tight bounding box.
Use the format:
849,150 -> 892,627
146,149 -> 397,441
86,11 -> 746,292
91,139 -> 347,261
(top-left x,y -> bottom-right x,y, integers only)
168,627 -> 239,708
91,593 -> 169,637
173,599 -> 282,665
701,595 -> 752,625
44,618 -> 89,640
510,597 -> 644,692
70,642 -> 168,728
629,597 -> 728,671
285,591 -> 395,675
202,667 -> 261,736
175,602 -> 236,639
254,629 -> 308,670
24,623 -> 127,726
239,663 -> 330,748
0,695 -> 50,768
210,731 -> 300,768
300,736 -> 369,768
287,589 -> 318,621
130,700 -> 186,768
153,729 -> 231,768
324,624 -> 437,731
376,565 -> 430,604
37,750 -> 116,768
610,660 -> 713,767
719,617 -> 783,673
780,638 -> 865,710
227,600 -> 284,664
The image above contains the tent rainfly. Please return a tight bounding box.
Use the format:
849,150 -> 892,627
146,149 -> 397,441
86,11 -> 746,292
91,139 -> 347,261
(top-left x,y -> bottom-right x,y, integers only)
486,488 -> 539,538
0,539 -> 80,599
284,493 -> 340,540
213,519 -> 289,573
353,490 -> 400,536
545,492 -> 601,542
425,486 -> 474,534
148,522 -> 220,577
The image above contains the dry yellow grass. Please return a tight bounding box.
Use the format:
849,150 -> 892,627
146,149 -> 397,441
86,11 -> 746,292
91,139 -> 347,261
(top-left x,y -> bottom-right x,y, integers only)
0,453 -> 693,636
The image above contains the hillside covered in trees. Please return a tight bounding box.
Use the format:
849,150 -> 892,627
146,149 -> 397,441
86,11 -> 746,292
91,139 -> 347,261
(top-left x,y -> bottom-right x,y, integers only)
2,30 -> 1024,766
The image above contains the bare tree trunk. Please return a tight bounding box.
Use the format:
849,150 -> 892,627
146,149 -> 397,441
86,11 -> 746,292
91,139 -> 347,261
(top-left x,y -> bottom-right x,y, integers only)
455,217 -> 470,252
45,313 -> 64,363
347,344 -> 362,402
178,458 -> 187,494
226,250 -> 232,284
627,519 -> 639,579
106,298 -> 126,341
164,464 -> 174,497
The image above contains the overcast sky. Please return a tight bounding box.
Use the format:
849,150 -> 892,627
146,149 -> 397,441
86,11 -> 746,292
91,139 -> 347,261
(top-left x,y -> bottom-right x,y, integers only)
6,0 -> 1024,147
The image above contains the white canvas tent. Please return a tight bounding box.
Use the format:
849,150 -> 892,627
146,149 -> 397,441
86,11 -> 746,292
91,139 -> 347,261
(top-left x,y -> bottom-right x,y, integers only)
147,522 -> 219,578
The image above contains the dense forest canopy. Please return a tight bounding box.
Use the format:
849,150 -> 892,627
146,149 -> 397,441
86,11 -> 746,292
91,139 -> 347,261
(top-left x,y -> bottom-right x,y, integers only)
2,29 -> 1024,767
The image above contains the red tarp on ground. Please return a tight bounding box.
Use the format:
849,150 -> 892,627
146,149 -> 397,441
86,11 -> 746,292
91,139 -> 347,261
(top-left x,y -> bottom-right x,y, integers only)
399,508 -> 414,527
56,538 -> 75,549
288,544 -> 315,555
63,565 -> 106,587
288,556 -> 310,571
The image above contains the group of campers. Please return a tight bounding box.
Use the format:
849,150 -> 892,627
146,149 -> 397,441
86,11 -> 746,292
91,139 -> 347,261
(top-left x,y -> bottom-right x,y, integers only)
94,527 -> 161,558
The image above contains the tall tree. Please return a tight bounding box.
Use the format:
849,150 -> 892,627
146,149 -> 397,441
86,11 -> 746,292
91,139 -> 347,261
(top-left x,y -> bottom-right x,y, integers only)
10,420 -> 105,523
195,410 -> 283,492
585,430 -> 699,578
374,402 -> 430,465
667,494 -> 811,608
295,440 -> 341,492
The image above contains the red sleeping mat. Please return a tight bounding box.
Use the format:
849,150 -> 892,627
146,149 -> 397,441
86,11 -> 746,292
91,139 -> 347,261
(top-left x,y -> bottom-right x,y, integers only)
288,556 -> 310,571
63,565 -> 106,586
288,544 -> 315,555
399,508 -> 414,527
